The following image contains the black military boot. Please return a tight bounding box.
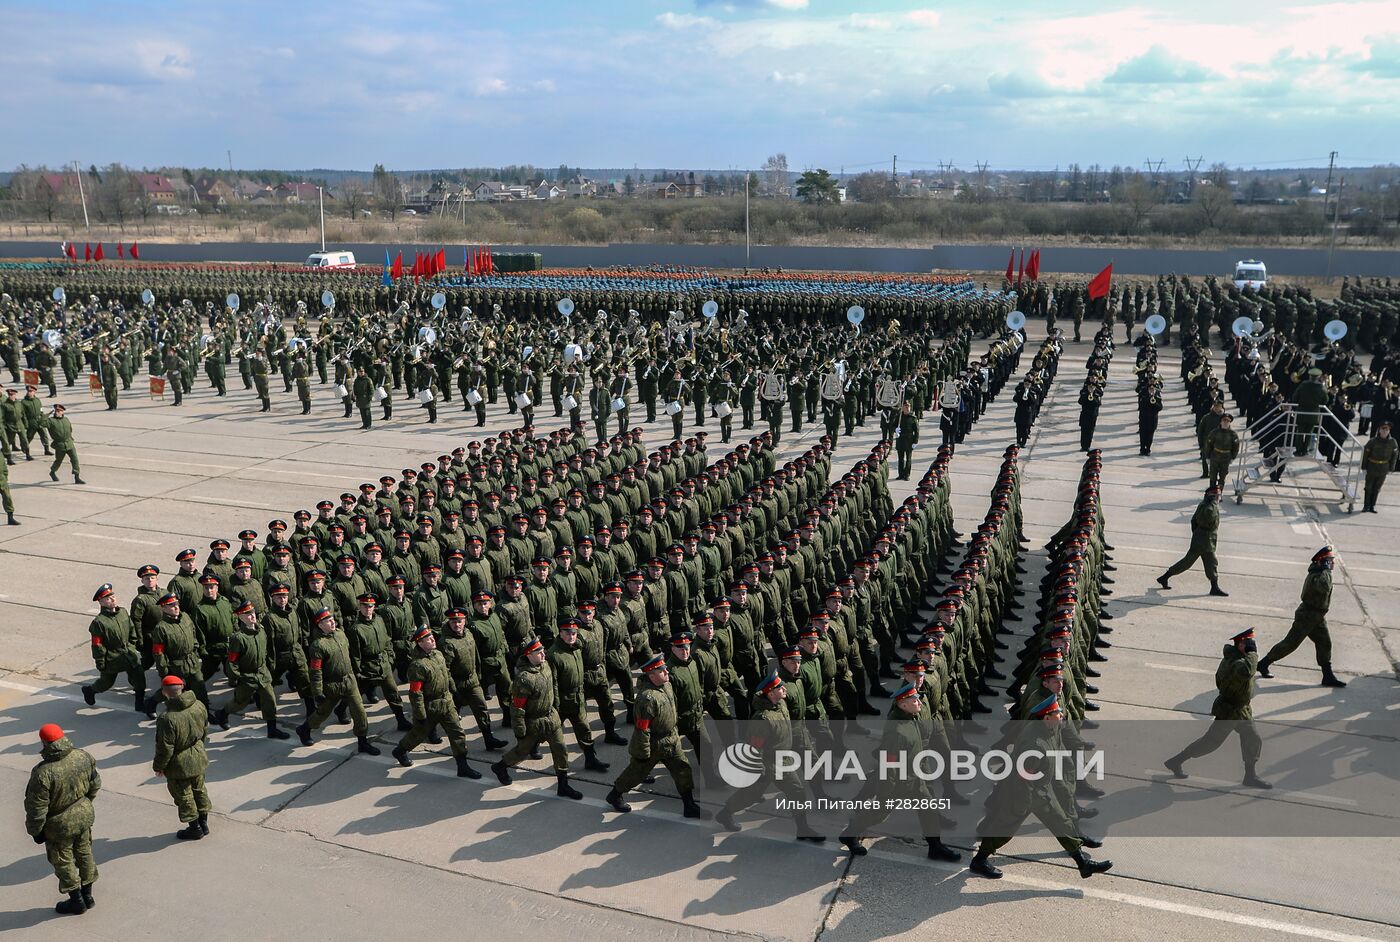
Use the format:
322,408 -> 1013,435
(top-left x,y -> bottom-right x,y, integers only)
582,745 -> 610,772
556,772 -> 583,799
212,707 -> 230,730
81,685 -> 96,706
55,890 -> 87,915
840,836 -> 868,856
681,790 -> 708,819
5,513 -> 18,525
1242,764 -> 1272,789
926,837 -> 961,861
456,755 -> 482,779
295,722 -> 314,746
176,821 -> 204,841
1071,849 -> 1113,878
491,760 -> 512,785
74,474 -> 85,485
794,812 -> 824,842
267,721 -> 290,740
197,814 -> 209,836
1256,658 -> 1274,678
392,745 -> 413,767
356,735 -> 381,756
1079,834 -> 1103,849
968,849 -> 1002,878
1320,663 -> 1347,688
1209,582 -> 1229,597
80,884 -> 95,909
602,722 -> 628,747
393,708 -> 413,732
1156,574 -> 1171,590
605,788 -> 632,813
136,690 -> 154,717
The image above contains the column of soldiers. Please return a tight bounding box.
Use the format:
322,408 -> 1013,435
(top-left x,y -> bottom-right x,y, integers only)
970,451 -> 1114,879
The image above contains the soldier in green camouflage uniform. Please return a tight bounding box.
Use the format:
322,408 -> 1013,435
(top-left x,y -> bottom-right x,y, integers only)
25,724 -> 102,915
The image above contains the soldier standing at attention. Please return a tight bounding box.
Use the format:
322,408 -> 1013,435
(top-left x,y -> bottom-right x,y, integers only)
81,582 -> 151,716
1361,420 -> 1397,513
0,442 -> 17,525
152,675 -> 215,840
354,366 -> 374,430
894,401 -> 918,480
1157,486 -> 1228,596
43,403 -> 83,484
25,724 -> 101,915
1165,628 -> 1271,788
1203,413 -> 1240,491
1257,546 -> 1345,687
605,653 -> 707,819
490,636 -> 584,799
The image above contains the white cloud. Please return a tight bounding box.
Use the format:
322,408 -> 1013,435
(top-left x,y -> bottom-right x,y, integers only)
848,14 -> 893,29
770,70 -> 807,85
765,0 -> 809,8
904,10 -> 941,28
657,11 -> 717,30
533,79 -> 557,93
475,77 -> 509,96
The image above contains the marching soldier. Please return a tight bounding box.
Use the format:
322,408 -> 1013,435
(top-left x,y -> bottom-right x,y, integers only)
490,636 -> 584,799
81,583 -> 150,716
295,607 -> 382,756
1165,628 -> 1271,788
715,670 -> 821,840
1157,486 -> 1228,597
1257,546 -> 1345,687
211,601 -> 291,739
392,625 -> 482,778
605,653 -> 707,818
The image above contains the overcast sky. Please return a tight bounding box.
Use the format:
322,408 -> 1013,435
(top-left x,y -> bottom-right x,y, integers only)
4,0 -> 1396,173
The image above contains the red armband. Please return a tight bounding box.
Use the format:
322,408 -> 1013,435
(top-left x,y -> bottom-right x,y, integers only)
91,636 -> 103,647
636,718 -> 651,732
151,643 -> 165,655
512,695 -> 528,709
310,658 -> 322,670
226,652 -> 239,664
409,681 -> 424,693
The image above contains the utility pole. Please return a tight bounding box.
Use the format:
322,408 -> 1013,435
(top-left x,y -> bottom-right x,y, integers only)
1321,150 -> 1337,226
1326,172 -> 1344,284
227,149 -> 234,174
1183,156 -> 1204,195
317,185 -> 326,251
975,161 -> 989,200
891,155 -> 897,183
72,160 -> 90,229
744,170 -> 751,270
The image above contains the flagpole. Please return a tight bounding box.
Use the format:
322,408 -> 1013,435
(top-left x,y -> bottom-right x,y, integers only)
317,186 -> 326,252
72,161 -> 90,229
744,171 -> 751,270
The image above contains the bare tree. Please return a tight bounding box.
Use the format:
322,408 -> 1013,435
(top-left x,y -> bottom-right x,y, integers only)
762,154 -> 788,196
340,179 -> 370,220
372,163 -> 402,220
1117,174 -> 1159,228
1194,162 -> 1235,229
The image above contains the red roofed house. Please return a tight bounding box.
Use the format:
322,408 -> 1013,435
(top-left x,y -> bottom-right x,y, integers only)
132,173 -> 178,203
275,182 -> 325,204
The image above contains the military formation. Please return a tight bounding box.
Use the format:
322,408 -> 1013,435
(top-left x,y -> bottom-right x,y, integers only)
19,261 -> 1395,918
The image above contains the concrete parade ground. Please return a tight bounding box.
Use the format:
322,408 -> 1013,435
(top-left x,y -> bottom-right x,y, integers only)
0,323 -> 1396,942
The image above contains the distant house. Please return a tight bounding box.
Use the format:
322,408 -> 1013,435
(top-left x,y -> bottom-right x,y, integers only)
275,182 -> 324,204
38,172 -> 89,203
239,180 -> 274,201
535,181 -> 563,199
132,173 -> 178,203
564,176 -> 597,198
473,181 -> 509,202
194,176 -> 236,207
636,181 -> 681,199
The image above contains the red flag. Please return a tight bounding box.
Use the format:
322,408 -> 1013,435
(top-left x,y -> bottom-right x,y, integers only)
66,242 -> 77,261
391,251 -> 403,280
84,243 -> 91,261
1087,263 -> 1113,301
94,243 -> 104,261
486,246 -> 493,274
116,242 -> 125,259
129,242 -> 140,260
1005,249 -> 1014,282
435,248 -> 445,276
1026,249 -> 1039,281
469,248 -> 477,274
1015,248 -> 1024,288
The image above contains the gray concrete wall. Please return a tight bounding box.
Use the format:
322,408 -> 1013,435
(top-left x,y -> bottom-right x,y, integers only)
2,240 -> 1396,277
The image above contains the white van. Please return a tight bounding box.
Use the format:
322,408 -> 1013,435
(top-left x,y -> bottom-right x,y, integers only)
1233,260 -> 1267,291
304,251 -> 356,269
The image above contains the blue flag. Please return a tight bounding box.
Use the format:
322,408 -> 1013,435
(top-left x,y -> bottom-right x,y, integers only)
382,249 -> 392,288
